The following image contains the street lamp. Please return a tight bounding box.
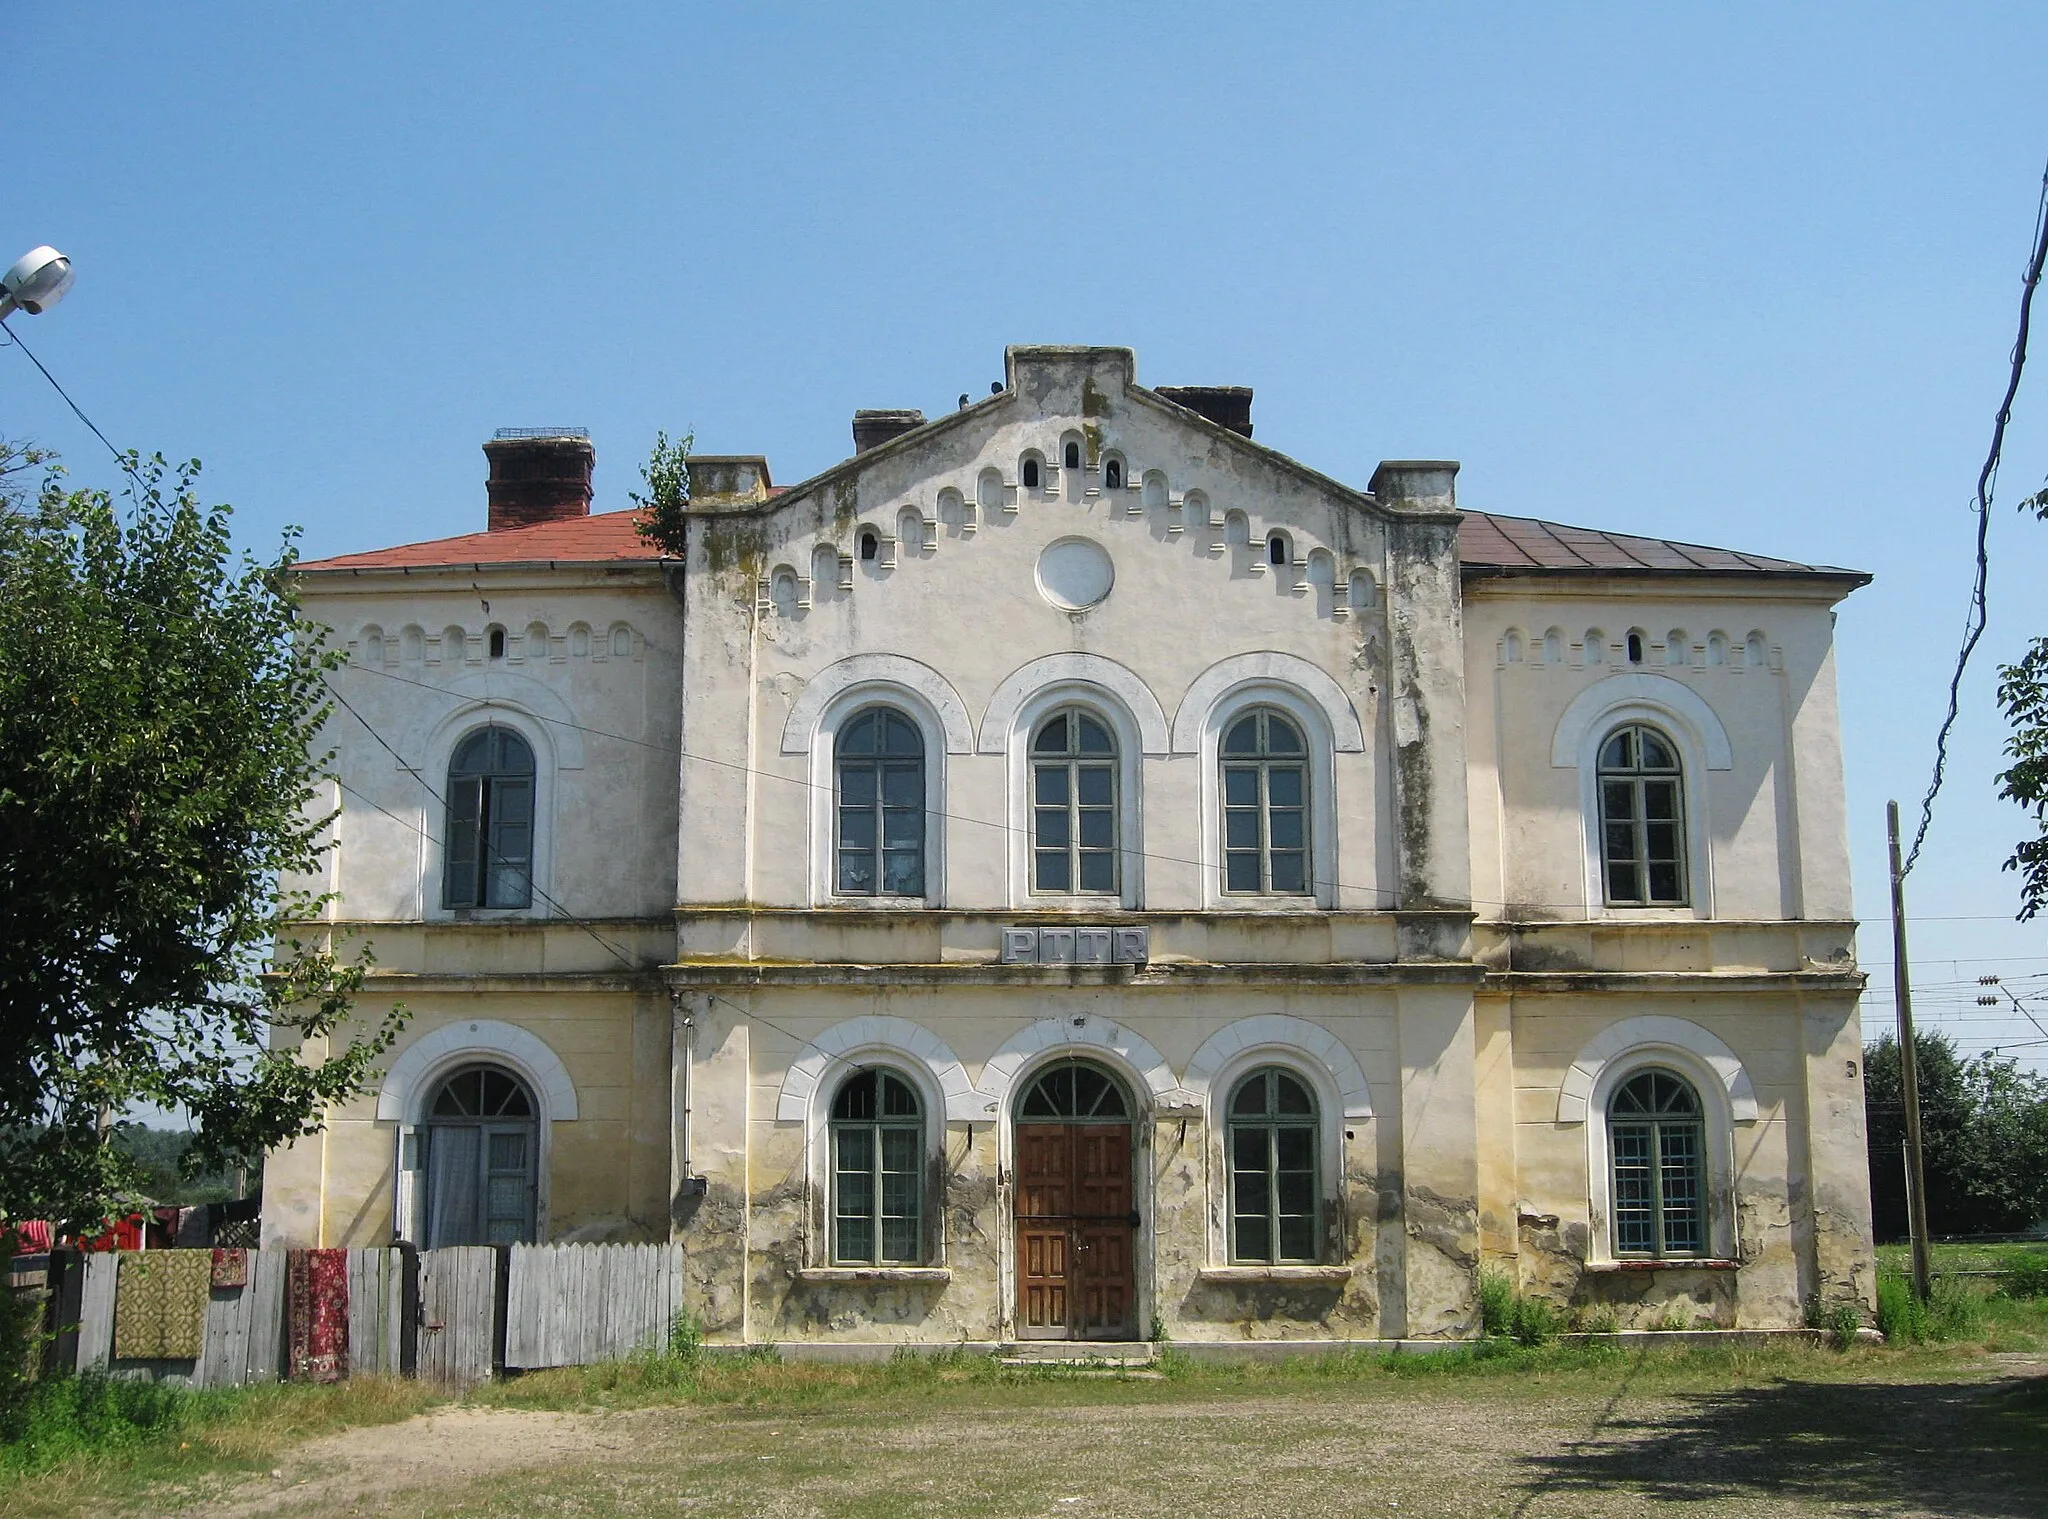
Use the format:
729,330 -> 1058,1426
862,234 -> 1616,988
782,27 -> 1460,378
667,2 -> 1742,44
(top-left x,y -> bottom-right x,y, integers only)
0,246 -> 74,318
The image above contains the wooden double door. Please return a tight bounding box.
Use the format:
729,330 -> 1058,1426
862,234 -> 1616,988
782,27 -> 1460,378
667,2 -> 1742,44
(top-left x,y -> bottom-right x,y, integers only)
1014,1122 -> 1137,1339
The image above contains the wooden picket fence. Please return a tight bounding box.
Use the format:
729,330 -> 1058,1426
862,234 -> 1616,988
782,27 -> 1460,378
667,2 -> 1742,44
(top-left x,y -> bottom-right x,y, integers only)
21,1242 -> 683,1389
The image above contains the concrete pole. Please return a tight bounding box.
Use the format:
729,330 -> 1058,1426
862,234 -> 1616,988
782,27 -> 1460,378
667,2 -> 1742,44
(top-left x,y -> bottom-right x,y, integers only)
1886,800 -> 1934,1303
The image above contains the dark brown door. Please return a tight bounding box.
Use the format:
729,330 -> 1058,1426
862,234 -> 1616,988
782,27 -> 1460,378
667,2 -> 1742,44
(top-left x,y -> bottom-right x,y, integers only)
1015,1122 -> 1136,1339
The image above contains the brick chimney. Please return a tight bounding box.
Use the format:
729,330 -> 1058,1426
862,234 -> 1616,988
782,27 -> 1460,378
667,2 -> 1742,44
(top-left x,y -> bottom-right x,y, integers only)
1155,386 -> 1253,438
852,409 -> 926,453
483,429 -> 594,532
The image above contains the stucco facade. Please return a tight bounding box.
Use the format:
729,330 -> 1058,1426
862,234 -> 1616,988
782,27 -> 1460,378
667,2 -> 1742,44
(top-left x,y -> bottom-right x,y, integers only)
266,345 -> 1875,1344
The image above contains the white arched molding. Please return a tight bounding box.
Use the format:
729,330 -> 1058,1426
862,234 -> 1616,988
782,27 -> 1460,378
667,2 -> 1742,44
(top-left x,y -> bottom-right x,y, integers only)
977,653 -> 1170,755
1550,672 -> 1732,770
781,654 -> 974,756
377,1018 -> 577,1248
802,678 -> 953,906
415,700 -> 562,922
975,1016 -> 1185,1116
1556,1015 -> 1758,1126
1169,652 -> 1366,754
995,676 -> 1151,909
394,668 -> 586,771
377,1018 -> 581,1122
1552,673 -> 1725,918
1184,675 -> 1347,909
776,1015 -> 979,1124
1183,1016 -> 1373,1119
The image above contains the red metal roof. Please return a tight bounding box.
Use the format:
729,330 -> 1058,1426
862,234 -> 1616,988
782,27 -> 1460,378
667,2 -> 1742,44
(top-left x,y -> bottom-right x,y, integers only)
297,504 -> 1862,582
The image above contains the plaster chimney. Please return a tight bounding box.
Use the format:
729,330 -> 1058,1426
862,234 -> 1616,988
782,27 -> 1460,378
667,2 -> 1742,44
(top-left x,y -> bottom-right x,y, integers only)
1155,385 -> 1254,438
483,429 -> 594,532
852,409 -> 927,453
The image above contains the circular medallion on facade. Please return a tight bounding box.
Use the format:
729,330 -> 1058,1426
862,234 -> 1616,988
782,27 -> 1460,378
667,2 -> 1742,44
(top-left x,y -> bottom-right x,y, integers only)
1036,537 -> 1115,611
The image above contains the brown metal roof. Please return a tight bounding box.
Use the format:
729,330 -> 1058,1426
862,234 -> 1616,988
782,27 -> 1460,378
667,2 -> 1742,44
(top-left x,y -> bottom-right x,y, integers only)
1459,510 -> 1866,583
298,502 -> 1864,585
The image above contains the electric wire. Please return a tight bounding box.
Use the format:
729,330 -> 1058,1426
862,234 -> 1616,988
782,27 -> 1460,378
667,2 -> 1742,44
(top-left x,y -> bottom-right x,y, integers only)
1905,155 -> 2048,877
0,312 -> 146,492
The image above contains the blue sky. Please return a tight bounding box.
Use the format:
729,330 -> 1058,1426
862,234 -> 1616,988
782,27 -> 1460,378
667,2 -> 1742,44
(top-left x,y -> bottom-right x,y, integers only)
8,4 -> 2048,1066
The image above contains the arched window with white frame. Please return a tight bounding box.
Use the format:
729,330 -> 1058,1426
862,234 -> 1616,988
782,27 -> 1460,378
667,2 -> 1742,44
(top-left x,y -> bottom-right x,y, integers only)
835,706 -> 926,897
1607,1068 -> 1705,1258
420,1064 -> 538,1248
1031,707 -> 1119,894
1227,1066 -> 1320,1263
443,725 -> 536,909
830,1068 -> 924,1265
1596,723 -> 1686,907
1221,708 -> 1310,895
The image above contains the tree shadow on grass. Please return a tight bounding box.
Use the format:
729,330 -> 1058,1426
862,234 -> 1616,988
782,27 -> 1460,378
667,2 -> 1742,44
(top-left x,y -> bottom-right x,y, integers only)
1514,1371 -> 2048,1517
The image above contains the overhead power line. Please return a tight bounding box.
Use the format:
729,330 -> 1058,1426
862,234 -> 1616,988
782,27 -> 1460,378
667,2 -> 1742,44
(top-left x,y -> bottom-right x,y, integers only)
1906,155 -> 2048,877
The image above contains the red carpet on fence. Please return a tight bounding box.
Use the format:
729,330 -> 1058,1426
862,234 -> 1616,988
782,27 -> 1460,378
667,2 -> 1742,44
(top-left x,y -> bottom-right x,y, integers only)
287,1247 -> 351,1382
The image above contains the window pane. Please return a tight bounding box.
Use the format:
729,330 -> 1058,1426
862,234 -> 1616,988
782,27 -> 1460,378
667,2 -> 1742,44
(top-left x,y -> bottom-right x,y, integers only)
1643,780 -> 1679,822
1268,810 -> 1305,851
1266,768 -> 1304,808
1033,714 -> 1069,753
1224,810 -> 1261,850
1274,1126 -> 1314,1171
443,775 -> 483,907
881,1126 -> 920,1173
1233,1215 -> 1272,1263
1611,1123 -> 1654,1254
1277,1215 -> 1316,1262
1035,851 -> 1070,892
1600,731 -> 1634,770
839,809 -> 875,851
838,854 -> 875,894
1223,768 -> 1259,806
1231,1075 -> 1269,1117
1658,1122 -> 1703,1254
1607,859 -> 1642,904
840,765 -> 876,805
1076,716 -> 1114,754
1034,765 -> 1068,805
882,807 -> 922,850
1035,808 -> 1070,848
1232,1126 -> 1269,1175
488,1131 -> 527,1170
882,853 -> 923,895
1270,853 -> 1307,894
882,765 -> 922,808
1265,718 -> 1304,755
1602,780 -> 1637,823
1648,862 -> 1683,903
1224,717 -> 1260,754
1078,808 -> 1113,848
881,1216 -> 918,1264
1225,853 -> 1261,892
1640,731 -> 1678,769
1078,850 -> 1115,893
835,1073 -> 877,1122
882,713 -> 922,756
837,1217 -> 874,1264
1274,1074 -> 1313,1115
1077,766 -> 1113,806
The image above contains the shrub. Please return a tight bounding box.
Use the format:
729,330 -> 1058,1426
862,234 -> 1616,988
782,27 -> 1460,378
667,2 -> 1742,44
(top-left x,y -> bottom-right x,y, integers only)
1827,1303 -> 1863,1351
0,1245 -> 40,1442
2001,1253 -> 2048,1300
665,1306 -> 703,1366
1477,1269 -> 1516,1338
2,1374 -> 191,1473
1876,1273 -> 1986,1344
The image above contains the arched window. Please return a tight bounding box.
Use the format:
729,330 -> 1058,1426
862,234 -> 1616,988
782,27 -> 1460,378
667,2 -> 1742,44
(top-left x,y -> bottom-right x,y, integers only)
831,1069 -> 923,1264
1022,457 -> 1041,490
444,726 -> 536,909
835,707 -> 925,896
1267,533 -> 1287,567
1608,1069 -> 1704,1258
858,528 -> 879,562
1031,708 -> 1118,893
1104,457 -> 1123,490
1063,440 -> 1081,470
487,626 -> 507,660
1227,1067 -> 1318,1263
1019,1059 -> 1130,1119
422,1064 -> 537,1248
1221,709 -> 1309,894
1596,724 -> 1685,906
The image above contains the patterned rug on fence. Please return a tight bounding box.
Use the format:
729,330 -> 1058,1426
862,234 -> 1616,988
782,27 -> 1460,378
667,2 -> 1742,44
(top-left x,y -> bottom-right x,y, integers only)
288,1248 -> 351,1382
211,1246 -> 249,1288
113,1250 -> 211,1360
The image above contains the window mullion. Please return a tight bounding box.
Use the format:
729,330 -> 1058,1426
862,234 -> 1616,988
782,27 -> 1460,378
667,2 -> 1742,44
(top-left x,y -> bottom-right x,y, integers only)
1648,1119 -> 1667,1256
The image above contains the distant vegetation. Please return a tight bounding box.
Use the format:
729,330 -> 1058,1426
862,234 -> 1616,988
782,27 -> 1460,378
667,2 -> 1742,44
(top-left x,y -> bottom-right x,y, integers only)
1865,1030 -> 2048,1240
107,1126 -> 256,1208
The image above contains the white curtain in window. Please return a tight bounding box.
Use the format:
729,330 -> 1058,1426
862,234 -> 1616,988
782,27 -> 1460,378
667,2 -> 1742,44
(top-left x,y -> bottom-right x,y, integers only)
425,1126 -> 480,1248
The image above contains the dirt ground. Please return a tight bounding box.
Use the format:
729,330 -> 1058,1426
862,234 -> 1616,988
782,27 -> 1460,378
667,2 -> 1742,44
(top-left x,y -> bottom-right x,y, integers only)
137,1351 -> 2048,1519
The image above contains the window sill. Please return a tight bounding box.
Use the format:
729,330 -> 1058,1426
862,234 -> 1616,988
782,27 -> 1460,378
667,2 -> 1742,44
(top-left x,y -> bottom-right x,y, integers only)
794,1267 -> 952,1285
1197,1265 -> 1354,1285
1585,1258 -> 1740,1273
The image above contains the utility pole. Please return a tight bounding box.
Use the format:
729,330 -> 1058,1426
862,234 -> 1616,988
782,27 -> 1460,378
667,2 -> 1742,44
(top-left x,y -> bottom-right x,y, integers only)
1887,800 -> 1934,1302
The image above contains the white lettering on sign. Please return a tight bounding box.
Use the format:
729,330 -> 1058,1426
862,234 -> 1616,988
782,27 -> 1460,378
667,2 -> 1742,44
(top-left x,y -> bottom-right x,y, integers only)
999,927 -> 1149,965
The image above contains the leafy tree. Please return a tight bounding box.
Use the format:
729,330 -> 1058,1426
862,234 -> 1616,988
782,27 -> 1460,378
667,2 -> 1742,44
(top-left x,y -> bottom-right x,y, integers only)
1865,1029 -> 2048,1238
1997,484 -> 2048,916
631,428 -> 694,557
0,444 -> 404,1230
